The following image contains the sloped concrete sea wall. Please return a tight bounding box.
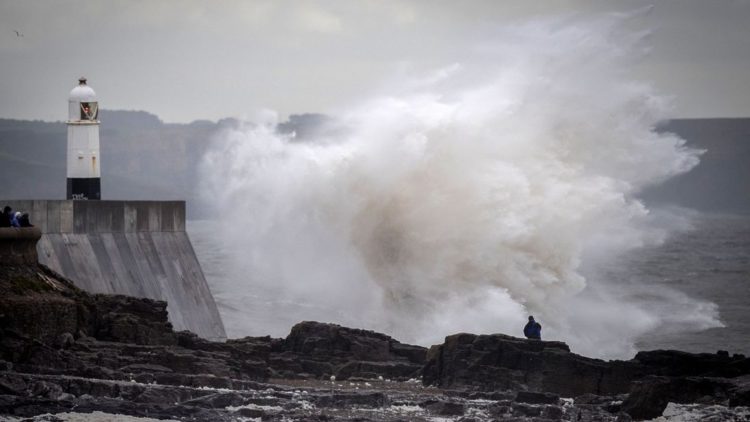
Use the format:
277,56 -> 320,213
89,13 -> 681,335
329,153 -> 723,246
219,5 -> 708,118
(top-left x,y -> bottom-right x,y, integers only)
0,200 -> 226,341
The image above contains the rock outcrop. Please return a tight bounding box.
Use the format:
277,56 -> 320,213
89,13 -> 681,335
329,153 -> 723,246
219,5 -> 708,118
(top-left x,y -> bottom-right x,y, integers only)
423,332 -> 750,419
0,263 -> 427,384
621,375 -> 750,420
272,320 -> 426,380
0,263 -> 437,420
423,332 -> 640,396
2,262 -> 750,420
0,263 -> 178,346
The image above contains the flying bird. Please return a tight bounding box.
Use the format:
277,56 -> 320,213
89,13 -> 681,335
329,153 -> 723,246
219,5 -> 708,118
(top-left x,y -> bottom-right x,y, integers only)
13,30 -> 23,37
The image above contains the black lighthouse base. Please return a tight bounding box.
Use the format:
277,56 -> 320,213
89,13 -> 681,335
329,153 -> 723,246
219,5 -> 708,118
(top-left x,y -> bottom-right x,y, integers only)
67,178 -> 101,200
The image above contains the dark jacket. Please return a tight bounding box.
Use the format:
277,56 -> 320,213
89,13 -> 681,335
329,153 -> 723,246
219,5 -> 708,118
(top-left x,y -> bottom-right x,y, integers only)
0,209 -> 10,227
524,320 -> 542,340
19,213 -> 33,227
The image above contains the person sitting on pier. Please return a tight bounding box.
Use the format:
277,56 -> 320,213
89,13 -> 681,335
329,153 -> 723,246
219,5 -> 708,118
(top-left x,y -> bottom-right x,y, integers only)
10,211 -> 21,228
0,206 -> 11,227
19,213 -> 33,227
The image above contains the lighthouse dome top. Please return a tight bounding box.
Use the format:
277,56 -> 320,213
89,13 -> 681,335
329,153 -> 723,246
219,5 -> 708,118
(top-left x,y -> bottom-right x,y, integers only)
68,77 -> 97,102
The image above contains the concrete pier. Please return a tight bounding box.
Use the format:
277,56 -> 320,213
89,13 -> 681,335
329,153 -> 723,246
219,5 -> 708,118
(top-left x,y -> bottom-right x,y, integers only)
0,200 -> 226,341
0,227 -> 42,265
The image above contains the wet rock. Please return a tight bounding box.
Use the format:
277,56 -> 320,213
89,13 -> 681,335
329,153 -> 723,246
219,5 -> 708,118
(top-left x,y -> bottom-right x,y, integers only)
284,321 -> 392,360
235,407 -> 266,418
621,375 -> 741,420
729,375 -> 750,406
25,415 -> 66,422
424,400 -> 465,416
56,333 -> 74,349
239,358 -> 272,380
266,321 -> 427,381
0,372 -> 27,395
512,402 -> 542,417
465,390 -> 515,401
573,393 -> 627,416
488,402 -> 512,417
120,363 -> 173,373
542,404 -> 564,419
3,263 -> 750,421
335,359 -> 422,380
132,386 -> 184,405
574,393 -> 625,405
0,395 -> 75,417
78,364 -> 117,380
515,390 -> 560,404
424,332 -> 750,400
88,294 -> 177,346
423,332 -> 638,396
270,354 -> 334,379
181,391 -> 245,408
192,374 -> 233,389
284,321 -> 427,365
153,372 -> 191,386
314,391 -> 389,408
132,372 -> 155,384
29,381 -> 63,400
634,349 -> 750,378
615,412 -> 633,421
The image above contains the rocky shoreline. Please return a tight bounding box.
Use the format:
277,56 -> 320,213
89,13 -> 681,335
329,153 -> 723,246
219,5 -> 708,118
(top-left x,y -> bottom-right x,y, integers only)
1,263 -> 749,421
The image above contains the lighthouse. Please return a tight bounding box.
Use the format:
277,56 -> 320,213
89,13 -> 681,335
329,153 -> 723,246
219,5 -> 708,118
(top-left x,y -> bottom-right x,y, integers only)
66,77 -> 101,200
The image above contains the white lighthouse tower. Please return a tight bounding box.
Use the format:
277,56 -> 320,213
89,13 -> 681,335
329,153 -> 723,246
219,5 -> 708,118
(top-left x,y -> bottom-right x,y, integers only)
66,77 -> 101,200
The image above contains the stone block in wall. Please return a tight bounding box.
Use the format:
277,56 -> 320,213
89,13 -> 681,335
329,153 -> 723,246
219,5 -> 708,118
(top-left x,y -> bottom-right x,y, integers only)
148,203 -> 161,232
60,201 -> 74,233
31,200 -> 48,233
45,201 -> 59,233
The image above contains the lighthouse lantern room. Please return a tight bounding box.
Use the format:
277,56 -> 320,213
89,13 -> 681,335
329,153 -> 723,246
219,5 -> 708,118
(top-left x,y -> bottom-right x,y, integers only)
66,77 -> 101,200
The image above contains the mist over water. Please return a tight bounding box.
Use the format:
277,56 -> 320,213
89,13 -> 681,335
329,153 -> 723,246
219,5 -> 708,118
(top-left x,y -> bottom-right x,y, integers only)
199,15 -> 722,358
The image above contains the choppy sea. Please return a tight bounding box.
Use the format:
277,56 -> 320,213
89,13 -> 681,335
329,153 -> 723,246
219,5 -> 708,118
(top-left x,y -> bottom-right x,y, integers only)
188,213 -> 750,356
624,213 -> 750,355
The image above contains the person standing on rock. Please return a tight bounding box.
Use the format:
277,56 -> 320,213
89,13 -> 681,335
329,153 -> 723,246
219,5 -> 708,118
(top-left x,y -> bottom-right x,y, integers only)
523,316 -> 542,340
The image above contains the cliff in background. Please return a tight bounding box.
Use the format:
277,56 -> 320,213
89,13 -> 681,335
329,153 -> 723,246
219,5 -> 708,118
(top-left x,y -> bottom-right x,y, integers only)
0,112 -> 220,213
0,114 -> 748,216
0,111 -> 326,218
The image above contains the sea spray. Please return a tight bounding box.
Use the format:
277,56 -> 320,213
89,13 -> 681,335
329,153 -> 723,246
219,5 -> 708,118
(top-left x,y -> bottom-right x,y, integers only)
200,15 -> 721,358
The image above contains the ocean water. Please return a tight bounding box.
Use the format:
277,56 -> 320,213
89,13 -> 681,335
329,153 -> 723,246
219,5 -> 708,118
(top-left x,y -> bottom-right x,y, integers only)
624,213 -> 750,356
188,212 -> 750,357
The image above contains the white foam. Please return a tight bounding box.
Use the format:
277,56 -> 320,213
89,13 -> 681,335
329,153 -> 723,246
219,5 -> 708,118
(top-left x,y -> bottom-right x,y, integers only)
200,13 -> 720,358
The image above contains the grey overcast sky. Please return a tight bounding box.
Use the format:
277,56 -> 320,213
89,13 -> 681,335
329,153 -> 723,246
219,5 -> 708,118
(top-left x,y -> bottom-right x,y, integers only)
1,0 -> 749,123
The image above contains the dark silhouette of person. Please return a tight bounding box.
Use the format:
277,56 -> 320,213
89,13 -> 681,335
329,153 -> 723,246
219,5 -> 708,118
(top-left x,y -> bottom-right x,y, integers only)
19,213 -> 33,227
0,206 -> 12,227
10,212 -> 20,228
523,316 -> 542,340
